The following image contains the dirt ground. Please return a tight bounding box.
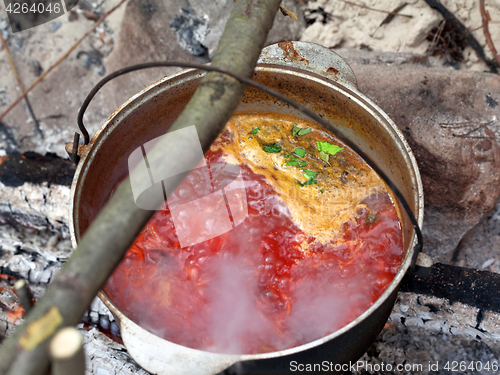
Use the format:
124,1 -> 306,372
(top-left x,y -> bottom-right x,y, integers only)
0,0 -> 498,157
301,0 -> 500,72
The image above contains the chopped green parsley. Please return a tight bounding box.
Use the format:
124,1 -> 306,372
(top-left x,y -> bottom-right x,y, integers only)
319,151 -> 331,165
292,124 -> 312,137
302,170 -> 318,180
286,158 -> 307,167
297,180 -> 317,187
263,144 -> 282,153
317,141 -> 344,156
298,169 -> 318,186
293,148 -> 306,157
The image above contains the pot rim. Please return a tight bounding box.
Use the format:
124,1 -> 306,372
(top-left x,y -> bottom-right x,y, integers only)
69,62 -> 424,361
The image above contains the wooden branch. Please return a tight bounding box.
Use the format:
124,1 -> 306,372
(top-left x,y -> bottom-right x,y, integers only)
0,1 -> 281,374
13,280 -> 32,314
423,0 -> 499,73
49,328 -> 85,375
479,0 -> 500,67
0,0 -> 128,123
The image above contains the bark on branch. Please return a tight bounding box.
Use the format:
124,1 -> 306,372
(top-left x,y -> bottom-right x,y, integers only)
0,1 -> 281,374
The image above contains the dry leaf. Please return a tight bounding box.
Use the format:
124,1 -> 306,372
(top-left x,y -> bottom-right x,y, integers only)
279,5 -> 298,21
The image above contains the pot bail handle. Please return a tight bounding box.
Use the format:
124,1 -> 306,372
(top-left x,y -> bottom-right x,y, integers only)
69,43 -> 359,163
258,41 -> 358,91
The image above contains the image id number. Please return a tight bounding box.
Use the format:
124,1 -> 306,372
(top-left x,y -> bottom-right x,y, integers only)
444,361 -> 499,372
6,2 -> 62,14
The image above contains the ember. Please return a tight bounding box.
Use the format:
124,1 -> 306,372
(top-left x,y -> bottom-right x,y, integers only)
0,275 -> 24,326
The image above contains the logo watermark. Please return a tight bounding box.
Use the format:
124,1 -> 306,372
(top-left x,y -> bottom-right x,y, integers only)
290,360 -> 426,373
128,125 -> 248,248
290,360 -> 500,373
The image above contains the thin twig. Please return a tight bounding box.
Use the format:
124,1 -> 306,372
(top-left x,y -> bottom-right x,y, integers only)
426,19 -> 446,54
0,0 -> 128,123
342,0 -> 412,18
423,0 -> 498,73
457,124 -> 489,136
479,0 -> 500,67
440,120 -> 496,138
453,136 -> 493,139
380,3 -> 409,26
0,33 -> 43,138
439,120 -> 494,128
0,34 -> 24,95
371,2 -> 409,37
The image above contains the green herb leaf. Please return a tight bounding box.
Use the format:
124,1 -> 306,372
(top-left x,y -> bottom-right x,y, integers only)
263,144 -> 282,153
293,148 -> 306,157
317,141 -> 344,156
320,188 -> 325,193
248,127 -> 260,135
319,151 -> 331,165
365,214 -> 379,225
285,156 -> 307,167
302,170 -> 318,181
292,124 -> 312,137
297,179 -> 318,186
286,160 -> 307,167
283,153 -> 291,158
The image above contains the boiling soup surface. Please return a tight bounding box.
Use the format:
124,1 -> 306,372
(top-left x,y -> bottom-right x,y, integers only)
104,112 -> 403,354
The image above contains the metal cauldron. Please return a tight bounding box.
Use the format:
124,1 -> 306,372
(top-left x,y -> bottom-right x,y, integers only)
69,42 -> 424,374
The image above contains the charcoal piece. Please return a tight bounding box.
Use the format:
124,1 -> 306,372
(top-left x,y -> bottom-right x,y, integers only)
0,152 -> 75,187
401,263 -> 500,313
